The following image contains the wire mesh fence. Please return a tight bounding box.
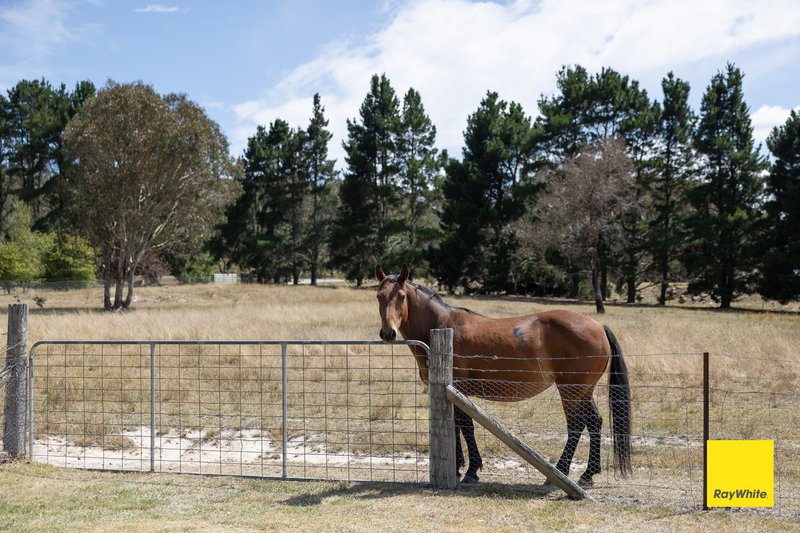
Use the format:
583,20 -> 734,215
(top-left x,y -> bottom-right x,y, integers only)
451,351 -> 799,516
23,341 -> 800,516
28,341 -> 430,483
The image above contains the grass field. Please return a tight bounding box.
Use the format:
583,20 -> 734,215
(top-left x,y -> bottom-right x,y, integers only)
1,461 -> 797,533
2,281 -> 800,531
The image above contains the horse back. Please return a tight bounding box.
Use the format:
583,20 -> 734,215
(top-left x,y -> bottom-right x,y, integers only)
449,309 -> 610,400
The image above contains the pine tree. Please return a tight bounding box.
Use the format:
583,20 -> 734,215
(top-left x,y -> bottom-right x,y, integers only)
433,92 -> 536,293
396,88 -> 440,273
302,93 -> 338,285
2,79 -> 95,232
759,110 -> 800,302
330,74 -> 402,284
223,120 -> 303,282
650,73 -> 695,305
684,64 -> 767,308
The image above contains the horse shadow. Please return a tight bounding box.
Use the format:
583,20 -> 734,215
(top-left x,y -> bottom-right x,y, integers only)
280,480 -> 564,507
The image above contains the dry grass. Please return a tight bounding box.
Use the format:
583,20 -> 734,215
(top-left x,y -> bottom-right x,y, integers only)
1,461 -> 798,533
3,281 -> 798,358
2,281 -> 800,526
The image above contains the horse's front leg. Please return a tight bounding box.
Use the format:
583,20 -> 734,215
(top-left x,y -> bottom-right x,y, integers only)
455,406 -> 482,483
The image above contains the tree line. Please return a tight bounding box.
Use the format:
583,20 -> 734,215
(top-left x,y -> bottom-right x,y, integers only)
1,63 -> 798,311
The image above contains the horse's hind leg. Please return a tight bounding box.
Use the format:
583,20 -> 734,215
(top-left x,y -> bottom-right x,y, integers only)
554,385 -> 588,480
579,397 -> 603,487
455,406 -> 482,483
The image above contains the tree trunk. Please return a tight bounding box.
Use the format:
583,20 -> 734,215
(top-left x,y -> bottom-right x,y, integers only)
592,267 -> 605,314
601,264 -> 608,301
569,272 -> 580,299
112,255 -> 125,310
310,262 -> 318,286
123,269 -> 135,308
103,254 -> 113,311
658,252 -> 669,305
124,253 -> 145,309
719,268 -> 733,309
720,285 -> 732,309
626,278 -> 636,304
658,278 -> 668,306
113,278 -> 124,310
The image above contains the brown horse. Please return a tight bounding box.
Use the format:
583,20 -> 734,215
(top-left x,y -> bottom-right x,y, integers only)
376,265 -> 631,486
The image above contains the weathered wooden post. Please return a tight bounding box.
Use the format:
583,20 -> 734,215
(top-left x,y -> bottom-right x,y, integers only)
446,386 -> 592,500
428,328 -> 458,489
3,303 -> 28,458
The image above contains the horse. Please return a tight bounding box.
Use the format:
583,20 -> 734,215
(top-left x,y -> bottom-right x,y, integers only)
375,265 -> 631,487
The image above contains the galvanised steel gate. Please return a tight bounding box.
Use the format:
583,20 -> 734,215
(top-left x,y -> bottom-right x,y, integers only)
27,340 -> 430,483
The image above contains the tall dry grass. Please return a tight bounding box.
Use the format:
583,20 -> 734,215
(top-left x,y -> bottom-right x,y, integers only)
4,281 -> 799,358
6,281 -> 800,419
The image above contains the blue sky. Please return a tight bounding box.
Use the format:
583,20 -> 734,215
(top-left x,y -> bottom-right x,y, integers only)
1,0 -> 799,164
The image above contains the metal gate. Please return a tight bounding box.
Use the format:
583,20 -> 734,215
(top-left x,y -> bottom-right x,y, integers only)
27,340 -> 430,483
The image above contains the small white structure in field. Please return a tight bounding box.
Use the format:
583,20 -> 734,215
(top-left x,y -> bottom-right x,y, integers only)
213,273 -> 238,285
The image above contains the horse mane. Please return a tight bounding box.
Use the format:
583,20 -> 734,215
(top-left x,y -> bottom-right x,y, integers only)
380,275 -> 482,316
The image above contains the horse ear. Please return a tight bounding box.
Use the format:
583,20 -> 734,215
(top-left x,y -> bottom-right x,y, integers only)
375,265 -> 386,282
398,264 -> 409,284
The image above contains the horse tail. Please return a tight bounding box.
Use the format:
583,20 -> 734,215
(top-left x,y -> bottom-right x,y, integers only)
604,325 -> 632,477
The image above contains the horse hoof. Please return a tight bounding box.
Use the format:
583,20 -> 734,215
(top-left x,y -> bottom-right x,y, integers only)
578,476 -> 594,488
461,472 -> 480,484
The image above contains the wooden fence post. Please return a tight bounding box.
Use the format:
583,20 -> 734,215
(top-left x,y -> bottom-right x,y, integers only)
3,303 -> 28,458
428,328 -> 457,489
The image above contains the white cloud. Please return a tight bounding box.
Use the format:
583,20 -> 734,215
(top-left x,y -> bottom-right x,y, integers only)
134,4 -> 182,14
752,105 -> 800,147
0,0 -> 76,61
0,0 -> 102,90
229,0 -> 800,161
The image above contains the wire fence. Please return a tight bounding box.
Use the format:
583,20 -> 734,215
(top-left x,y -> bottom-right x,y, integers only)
450,351 -> 799,515
20,341 -> 800,516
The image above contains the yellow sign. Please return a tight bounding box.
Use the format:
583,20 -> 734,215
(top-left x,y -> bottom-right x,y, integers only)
707,440 -> 774,508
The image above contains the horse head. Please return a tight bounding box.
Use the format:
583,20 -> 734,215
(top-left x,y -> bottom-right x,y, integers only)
375,264 -> 409,343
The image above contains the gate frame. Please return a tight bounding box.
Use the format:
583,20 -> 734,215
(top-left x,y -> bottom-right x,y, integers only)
24,332 -> 594,498
27,338 -> 430,476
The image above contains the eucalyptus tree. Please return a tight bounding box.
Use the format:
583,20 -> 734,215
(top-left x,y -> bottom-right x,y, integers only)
534,140 -> 638,313
64,81 -> 237,310
536,66 -> 659,302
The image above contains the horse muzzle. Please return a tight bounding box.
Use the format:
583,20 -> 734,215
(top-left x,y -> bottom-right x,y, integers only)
379,327 -> 398,343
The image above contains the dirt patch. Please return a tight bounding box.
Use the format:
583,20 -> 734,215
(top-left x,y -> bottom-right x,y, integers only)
32,426 -> 424,474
